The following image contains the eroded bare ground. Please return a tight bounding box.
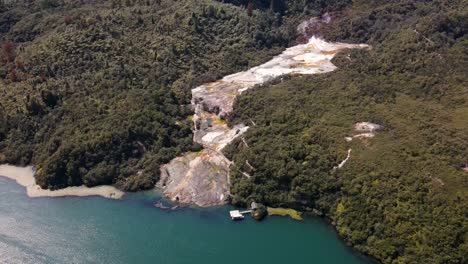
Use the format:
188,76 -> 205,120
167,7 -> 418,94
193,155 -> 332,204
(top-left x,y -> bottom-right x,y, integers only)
345,122 -> 383,142
158,150 -> 231,207
158,35 -> 369,207
336,122 -> 383,170
192,37 -> 369,119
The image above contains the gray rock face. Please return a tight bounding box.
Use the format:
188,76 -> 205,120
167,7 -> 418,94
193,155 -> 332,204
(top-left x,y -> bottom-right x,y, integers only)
297,13 -> 332,39
158,150 -> 231,207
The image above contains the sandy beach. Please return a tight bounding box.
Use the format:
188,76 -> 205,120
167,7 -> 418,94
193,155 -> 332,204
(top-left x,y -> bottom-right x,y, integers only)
0,164 -> 124,199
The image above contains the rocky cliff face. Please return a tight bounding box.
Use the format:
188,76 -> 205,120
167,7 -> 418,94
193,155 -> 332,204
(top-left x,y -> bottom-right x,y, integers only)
157,34 -> 369,207
158,151 -> 230,207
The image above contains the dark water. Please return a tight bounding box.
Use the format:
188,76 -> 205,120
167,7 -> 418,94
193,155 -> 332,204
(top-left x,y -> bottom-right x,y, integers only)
0,177 -> 371,264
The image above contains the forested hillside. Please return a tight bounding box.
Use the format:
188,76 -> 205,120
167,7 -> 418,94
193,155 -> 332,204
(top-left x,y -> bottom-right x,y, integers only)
0,0 -> 307,190
224,0 -> 467,263
0,0 -> 466,263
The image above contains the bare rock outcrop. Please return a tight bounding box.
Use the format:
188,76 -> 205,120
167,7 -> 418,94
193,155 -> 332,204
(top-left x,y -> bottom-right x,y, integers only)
191,36 -> 369,120
297,13 -> 332,39
158,150 -> 230,207
345,122 -> 383,142
158,32 -> 369,207
354,122 -> 383,133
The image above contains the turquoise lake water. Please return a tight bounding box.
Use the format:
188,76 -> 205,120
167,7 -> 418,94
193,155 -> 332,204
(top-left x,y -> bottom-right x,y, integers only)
0,177 -> 371,264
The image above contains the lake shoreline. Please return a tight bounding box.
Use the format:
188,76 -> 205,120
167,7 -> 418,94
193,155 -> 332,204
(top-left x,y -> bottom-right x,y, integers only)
0,177 -> 373,263
0,164 -> 377,263
0,164 -> 124,199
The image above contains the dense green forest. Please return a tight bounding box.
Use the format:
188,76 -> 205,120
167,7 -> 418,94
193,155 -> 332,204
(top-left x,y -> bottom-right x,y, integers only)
0,0 -> 310,190
0,0 -> 467,263
224,0 -> 467,263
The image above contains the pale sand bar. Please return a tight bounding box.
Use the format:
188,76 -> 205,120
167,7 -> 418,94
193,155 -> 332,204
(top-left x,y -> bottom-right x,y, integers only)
0,164 -> 124,199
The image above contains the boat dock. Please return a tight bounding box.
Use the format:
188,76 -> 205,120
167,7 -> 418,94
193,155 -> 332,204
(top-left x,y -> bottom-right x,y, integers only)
229,210 -> 252,220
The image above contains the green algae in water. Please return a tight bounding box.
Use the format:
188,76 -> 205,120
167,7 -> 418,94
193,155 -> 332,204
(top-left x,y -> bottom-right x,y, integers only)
267,207 -> 303,220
